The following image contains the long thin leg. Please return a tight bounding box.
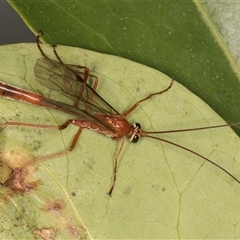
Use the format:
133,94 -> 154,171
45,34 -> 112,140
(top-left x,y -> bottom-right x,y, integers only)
51,44 -> 90,84
36,31 -> 90,84
61,64 -> 99,109
50,41 -> 99,108
107,137 -> 126,196
36,31 -> 89,107
37,31 -> 100,106
2,126 -> 83,186
36,30 -> 50,60
1,118 -> 72,184
123,78 -> 174,117
0,119 -> 72,131
50,42 -> 98,86
65,64 -> 99,90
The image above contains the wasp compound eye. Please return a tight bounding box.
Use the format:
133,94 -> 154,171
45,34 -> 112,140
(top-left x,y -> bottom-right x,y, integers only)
131,134 -> 139,143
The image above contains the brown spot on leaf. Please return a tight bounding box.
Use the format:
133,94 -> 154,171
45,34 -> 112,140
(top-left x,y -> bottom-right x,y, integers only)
4,169 -> 41,192
136,86 -> 140,92
33,227 -> 55,240
1,150 -> 33,169
42,199 -> 65,213
71,192 -> 76,197
67,224 -> 87,239
0,150 -> 41,192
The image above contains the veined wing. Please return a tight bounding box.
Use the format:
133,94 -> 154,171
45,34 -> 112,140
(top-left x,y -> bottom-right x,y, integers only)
34,57 -> 120,129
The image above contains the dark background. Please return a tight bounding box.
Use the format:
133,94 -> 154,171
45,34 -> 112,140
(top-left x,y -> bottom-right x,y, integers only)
0,0 -> 34,44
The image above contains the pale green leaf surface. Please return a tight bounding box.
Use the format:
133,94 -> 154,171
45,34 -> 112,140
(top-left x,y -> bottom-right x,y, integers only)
0,44 -> 240,239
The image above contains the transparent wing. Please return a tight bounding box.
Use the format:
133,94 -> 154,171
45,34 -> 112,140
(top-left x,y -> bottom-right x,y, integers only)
35,57 -> 87,94
34,57 -> 120,128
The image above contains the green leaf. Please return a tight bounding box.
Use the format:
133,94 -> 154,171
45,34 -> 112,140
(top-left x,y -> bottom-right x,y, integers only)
7,0 -> 240,137
0,43 -> 240,239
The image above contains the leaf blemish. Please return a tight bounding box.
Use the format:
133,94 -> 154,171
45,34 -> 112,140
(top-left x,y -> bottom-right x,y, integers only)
0,150 -> 40,192
42,199 -> 65,213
